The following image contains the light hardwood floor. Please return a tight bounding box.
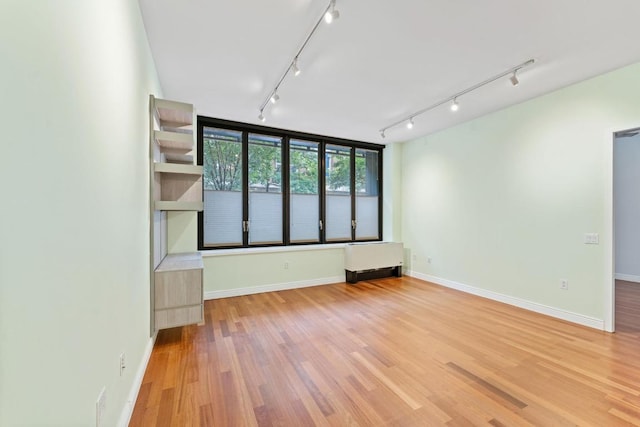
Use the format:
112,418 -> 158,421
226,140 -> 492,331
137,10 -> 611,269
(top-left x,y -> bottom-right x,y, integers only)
131,276 -> 640,426
616,280 -> 640,333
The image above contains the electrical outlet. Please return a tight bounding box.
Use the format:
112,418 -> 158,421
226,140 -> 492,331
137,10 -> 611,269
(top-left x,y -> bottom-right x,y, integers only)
119,353 -> 126,376
427,257 -> 432,264
284,261 -> 289,270
560,279 -> 569,290
96,387 -> 106,427
584,233 -> 599,244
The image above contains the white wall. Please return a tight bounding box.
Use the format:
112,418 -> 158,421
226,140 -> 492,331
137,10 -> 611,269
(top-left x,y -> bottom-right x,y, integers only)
0,1 -> 161,425
401,62 -> 640,329
614,132 -> 640,281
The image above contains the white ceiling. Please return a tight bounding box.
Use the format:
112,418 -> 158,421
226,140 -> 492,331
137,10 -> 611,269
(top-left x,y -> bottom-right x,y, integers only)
138,0 -> 640,144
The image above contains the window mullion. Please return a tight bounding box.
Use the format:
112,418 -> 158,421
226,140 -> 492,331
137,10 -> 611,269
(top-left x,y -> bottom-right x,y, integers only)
319,142 -> 326,243
283,136 -> 290,245
350,146 -> 356,242
242,130 -> 249,247
377,148 -> 383,241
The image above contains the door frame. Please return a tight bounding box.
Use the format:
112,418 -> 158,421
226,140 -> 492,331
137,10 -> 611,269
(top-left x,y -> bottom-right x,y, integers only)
605,125 -> 640,332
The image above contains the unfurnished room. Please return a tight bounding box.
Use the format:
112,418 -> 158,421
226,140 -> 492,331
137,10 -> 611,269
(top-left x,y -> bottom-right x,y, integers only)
2,0 -> 640,426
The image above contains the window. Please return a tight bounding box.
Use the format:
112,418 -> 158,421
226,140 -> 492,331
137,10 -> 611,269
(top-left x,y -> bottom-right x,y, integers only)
248,134 -> 283,245
202,127 -> 243,247
290,139 -> 320,243
198,117 -> 383,249
325,144 -> 352,241
355,148 -> 379,240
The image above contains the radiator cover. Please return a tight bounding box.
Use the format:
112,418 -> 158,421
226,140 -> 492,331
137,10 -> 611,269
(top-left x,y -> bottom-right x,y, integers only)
344,242 -> 403,283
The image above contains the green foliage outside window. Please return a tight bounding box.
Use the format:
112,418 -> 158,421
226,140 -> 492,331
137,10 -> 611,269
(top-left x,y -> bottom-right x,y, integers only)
203,137 -> 242,191
248,141 -> 281,193
290,148 -> 318,194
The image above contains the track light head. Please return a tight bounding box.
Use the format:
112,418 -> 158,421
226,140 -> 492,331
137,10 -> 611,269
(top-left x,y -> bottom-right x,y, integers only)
258,111 -> 265,122
380,130 -> 386,139
407,118 -> 414,129
270,92 -> 279,104
292,60 -> 301,77
450,98 -> 459,112
325,0 -> 339,23
510,71 -> 519,86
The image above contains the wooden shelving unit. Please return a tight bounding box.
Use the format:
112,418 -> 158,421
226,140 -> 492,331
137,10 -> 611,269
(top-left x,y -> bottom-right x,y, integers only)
154,252 -> 203,330
153,163 -> 203,211
149,95 -> 204,332
151,97 -> 203,212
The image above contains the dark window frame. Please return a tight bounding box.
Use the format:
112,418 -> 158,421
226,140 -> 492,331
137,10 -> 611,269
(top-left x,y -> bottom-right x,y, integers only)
197,115 -> 384,250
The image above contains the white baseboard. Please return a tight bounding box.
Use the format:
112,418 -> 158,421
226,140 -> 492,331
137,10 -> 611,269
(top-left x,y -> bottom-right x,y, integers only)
117,332 -> 157,427
204,275 -> 345,300
406,270 -> 605,330
615,273 -> 640,283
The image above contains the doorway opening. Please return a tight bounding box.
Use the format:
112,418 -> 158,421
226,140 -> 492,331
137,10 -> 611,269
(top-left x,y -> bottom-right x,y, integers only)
613,127 -> 640,333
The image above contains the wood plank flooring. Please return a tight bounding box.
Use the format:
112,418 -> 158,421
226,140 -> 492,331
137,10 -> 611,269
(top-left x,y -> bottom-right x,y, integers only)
131,277 -> 640,426
616,280 -> 640,333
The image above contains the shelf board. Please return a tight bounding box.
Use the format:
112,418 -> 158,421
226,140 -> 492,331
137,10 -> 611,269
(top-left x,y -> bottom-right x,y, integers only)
156,252 -> 203,272
154,200 -> 204,211
154,130 -> 194,153
154,98 -> 193,128
164,153 -> 194,164
154,162 -> 202,175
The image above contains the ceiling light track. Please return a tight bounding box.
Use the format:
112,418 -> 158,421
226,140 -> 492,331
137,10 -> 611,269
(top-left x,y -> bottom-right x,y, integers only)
258,0 -> 339,122
379,59 -> 535,138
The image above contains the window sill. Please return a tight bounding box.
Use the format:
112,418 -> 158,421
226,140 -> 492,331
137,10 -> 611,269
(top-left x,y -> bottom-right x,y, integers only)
200,243 -> 347,257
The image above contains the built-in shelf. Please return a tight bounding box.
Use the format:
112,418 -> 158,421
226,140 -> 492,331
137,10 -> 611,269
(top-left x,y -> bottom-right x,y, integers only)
155,252 -> 204,272
154,98 -> 194,129
164,153 -> 194,164
154,130 -> 194,154
151,97 -> 202,213
149,95 -> 204,332
154,252 -> 203,330
154,163 -> 202,210
154,200 -> 204,211
154,162 -> 202,175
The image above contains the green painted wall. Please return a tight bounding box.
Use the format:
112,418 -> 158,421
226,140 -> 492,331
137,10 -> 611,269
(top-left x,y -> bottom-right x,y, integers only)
401,62 -> 640,323
0,1 -> 161,425
383,143 -> 403,242
203,248 -> 346,295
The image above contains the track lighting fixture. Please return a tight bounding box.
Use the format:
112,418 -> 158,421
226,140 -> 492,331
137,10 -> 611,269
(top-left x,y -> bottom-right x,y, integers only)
292,59 -> 301,77
378,59 -> 535,139
258,111 -> 265,122
510,71 -> 519,86
325,0 -> 339,24
258,0 -> 340,123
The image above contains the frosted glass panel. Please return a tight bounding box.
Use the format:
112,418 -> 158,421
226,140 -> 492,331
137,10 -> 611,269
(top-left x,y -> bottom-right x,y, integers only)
249,192 -> 282,244
356,196 -> 379,239
204,190 -> 242,246
326,194 -> 351,240
291,194 -> 319,242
